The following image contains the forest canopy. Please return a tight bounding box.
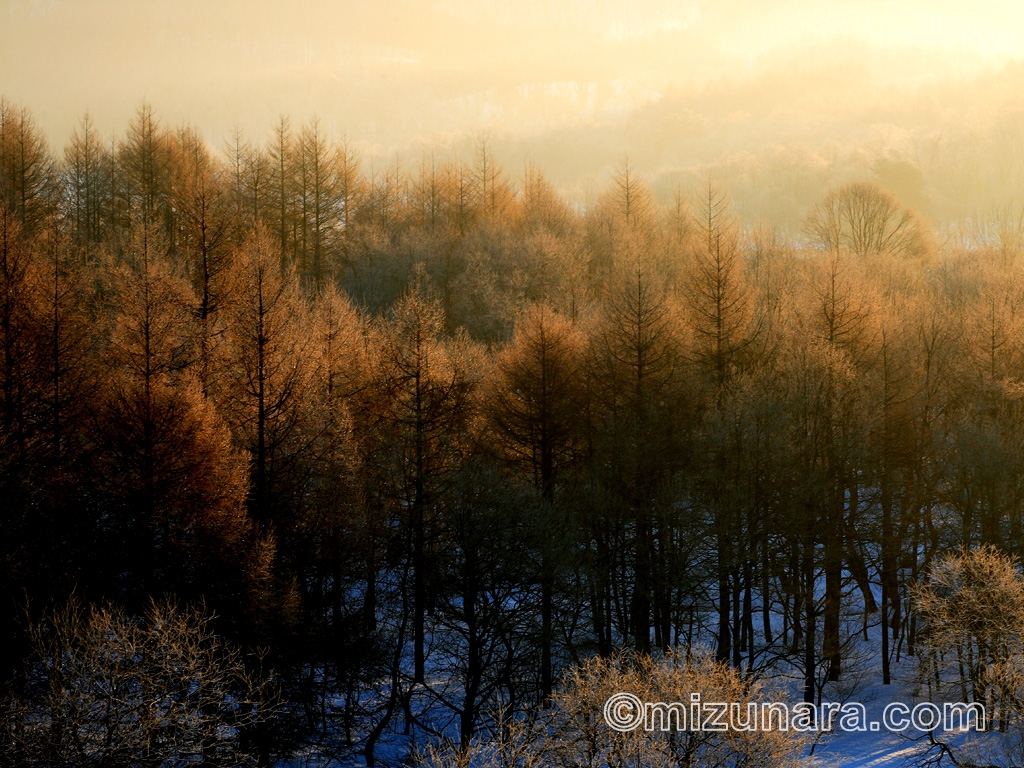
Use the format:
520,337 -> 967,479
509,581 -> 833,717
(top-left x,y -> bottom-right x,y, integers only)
2,97 -> 1024,766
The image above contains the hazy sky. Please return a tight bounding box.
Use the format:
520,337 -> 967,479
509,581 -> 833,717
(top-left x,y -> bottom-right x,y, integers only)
2,0 -> 1023,173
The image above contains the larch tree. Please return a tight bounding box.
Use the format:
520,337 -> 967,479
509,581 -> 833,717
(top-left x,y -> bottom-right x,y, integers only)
225,127 -> 269,228
0,208 -> 34,455
304,285 -> 377,719
219,227 -> 314,530
296,117 -> 343,286
608,158 -> 657,242
586,159 -> 658,282
686,183 -> 756,401
375,281 -> 477,683
335,135 -> 363,266
117,103 -> 174,243
488,304 -> 584,502
901,296 -> 956,658
473,139 -> 515,225
685,183 -> 758,667
587,256 -> 685,654
864,300 -> 918,685
434,464 -> 539,749
775,331 -> 859,701
63,112 -> 112,247
0,102 -> 54,454
799,248 -> 878,683
96,223 -> 272,618
363,159 -> 409,241
0,210 -> 51,683
170,126 -> 236,393
22,225 -> 98,596
411,153 -> 449,235
518,164 -> 572,238
449,162 -> 476,237
267,115 -> 296,265
0,104 -> 59,675
0,100 -> 55,237
486,302 -> 584,694
942,276 -> 1024,551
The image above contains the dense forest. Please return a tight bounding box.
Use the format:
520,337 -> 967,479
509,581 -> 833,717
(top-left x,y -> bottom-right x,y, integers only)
2,96 -> 1024,766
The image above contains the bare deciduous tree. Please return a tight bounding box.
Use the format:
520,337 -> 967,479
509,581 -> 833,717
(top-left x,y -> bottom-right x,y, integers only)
805,181 -> 930,259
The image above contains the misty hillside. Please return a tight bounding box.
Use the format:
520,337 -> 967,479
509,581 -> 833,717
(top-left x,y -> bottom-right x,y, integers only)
4,0 -> 1023,221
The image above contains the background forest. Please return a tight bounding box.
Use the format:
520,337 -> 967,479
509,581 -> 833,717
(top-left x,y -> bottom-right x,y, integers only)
2,96 -> 1024,766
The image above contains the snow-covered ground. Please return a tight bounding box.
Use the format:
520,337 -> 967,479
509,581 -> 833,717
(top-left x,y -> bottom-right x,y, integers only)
284,575 -> 1007,767
800,621 -> 994,767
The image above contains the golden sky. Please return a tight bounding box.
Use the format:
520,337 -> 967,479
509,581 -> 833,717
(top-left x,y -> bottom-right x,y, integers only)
2,0 -> 1023,172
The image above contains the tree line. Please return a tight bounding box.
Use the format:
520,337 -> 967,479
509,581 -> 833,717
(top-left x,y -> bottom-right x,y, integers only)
0,97 -> 1021,765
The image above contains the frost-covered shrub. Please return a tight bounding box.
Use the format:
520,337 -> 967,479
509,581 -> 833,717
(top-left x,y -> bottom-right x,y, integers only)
418,649 -> 811,768
915,544 -> 1024,729
1,598 -> 274,768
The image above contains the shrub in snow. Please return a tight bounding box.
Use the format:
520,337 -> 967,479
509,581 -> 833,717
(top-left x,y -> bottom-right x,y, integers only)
0,598 -> 275,767
417,648 -> 811,768
915,544 -> 1024,731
